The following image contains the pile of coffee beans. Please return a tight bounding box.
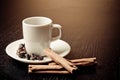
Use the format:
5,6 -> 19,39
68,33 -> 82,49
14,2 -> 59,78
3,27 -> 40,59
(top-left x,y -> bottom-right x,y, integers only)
16,44 -> 44,60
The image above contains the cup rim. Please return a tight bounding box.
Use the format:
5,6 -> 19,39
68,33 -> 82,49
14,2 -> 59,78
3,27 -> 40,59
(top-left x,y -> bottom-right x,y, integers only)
22,16 -> 52,27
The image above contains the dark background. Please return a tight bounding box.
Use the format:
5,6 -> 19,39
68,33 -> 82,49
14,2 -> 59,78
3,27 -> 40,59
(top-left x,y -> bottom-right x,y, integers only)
0,0 -> 120,80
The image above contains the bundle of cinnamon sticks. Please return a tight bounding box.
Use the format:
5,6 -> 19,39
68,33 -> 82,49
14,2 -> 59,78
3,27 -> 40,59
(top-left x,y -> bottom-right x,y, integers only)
28,48 -> 97,74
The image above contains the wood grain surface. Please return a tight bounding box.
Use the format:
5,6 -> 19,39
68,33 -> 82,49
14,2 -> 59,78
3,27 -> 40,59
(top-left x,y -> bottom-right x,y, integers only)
0,0 -> 120,80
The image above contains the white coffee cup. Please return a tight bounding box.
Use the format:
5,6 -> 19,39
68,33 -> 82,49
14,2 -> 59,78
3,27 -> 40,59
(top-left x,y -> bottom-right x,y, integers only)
22,16 -> 62,56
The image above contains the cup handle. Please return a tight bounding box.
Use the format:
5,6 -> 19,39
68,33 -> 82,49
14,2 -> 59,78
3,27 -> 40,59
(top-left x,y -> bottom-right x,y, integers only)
51,24 -> 62,41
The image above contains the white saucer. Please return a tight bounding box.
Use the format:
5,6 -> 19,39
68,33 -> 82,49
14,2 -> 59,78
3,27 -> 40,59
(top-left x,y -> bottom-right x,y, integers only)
5,39 -> 71,64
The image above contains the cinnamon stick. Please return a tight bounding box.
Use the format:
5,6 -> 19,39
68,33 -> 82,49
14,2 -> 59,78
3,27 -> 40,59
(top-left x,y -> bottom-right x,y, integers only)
70,57 -> 96,63
44,48 -> 78,73
48,57 -> 96,65
49,61 -> 97,66
29,65 -> 63,71
29,70 -> 69,74
73,61 -> 97,66
29,65 -> 70,74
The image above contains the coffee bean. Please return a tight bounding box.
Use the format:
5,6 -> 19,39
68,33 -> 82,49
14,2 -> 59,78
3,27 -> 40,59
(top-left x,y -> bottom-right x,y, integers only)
37,56 -> 44,60
17,44 -> 44,60
17,49 -> 21,53
25,54 -> 30,60
30,53 -> 37,60
18,44 -> 25,49
29,54 -> 44,60
17,53 -> 26,58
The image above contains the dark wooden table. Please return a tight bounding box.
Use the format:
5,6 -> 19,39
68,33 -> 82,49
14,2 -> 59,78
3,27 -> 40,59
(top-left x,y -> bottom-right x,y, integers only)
0,0 -> 120,80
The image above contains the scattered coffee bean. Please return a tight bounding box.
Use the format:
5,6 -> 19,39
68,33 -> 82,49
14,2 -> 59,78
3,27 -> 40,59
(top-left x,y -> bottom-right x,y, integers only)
16,43 -> 44,60
17,49 -> 21,53
19,50 -> 26,54
29,53 -> 43,60
18,44 -> 25,49
25,54 -> 30,60
37,56 -> 44,60
30,53 -> 36,60
17,51 -> 26,58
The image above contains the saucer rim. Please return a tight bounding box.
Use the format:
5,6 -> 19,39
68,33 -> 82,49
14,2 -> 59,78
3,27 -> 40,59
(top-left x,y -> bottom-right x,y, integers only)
5,39 -> 71,64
